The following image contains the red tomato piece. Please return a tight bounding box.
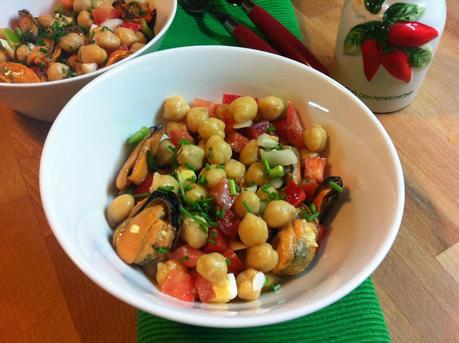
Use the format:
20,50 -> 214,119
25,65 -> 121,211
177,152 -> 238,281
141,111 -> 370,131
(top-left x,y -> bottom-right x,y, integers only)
168,244 -> 204,268
168,128 -> 194,146
134,173 -> 153,194
217,209 -> 240,240
226,130 -> 249,153
160,268 -> 195,302
203,228 -> 230,254
273,103 -> 305,148
304,156 -> 327,184
299,178 -> 319,199
210,179 -> 236,209
284,180 -> 307,207
92,6 -> 121,25
120,21 -> 141,31
192,98 -> 219,116
223,250 -> 245,275
222,93 -> 241,104
60,0 -> 74,10
193,273 -> 215,303
239,121 -> 269,139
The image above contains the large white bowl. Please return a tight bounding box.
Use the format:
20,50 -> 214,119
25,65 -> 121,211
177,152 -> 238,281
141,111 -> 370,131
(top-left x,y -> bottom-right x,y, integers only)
40,46 -> 404,328
0,0 -> 176,121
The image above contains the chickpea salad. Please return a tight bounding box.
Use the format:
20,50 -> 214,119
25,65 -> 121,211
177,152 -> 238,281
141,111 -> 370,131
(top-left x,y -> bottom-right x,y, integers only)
107,93 -> 345,303
0,0 -> 156,83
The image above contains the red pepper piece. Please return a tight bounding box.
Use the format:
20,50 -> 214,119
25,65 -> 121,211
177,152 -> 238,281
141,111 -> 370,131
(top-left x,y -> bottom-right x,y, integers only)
272,103 -> 305,148
226,130 -> 250,153
303,156 -> 327,184
133,172 -> 153,194
210,179 -> 236,209
217,209 -> 240,240
202,228 -> 230,254
222,93 -> 242,104
223,249 -> 245,275
120,21 -> 142,31
193,272 -> 215,303
361,39 -> 382,81
381,49 -> 412,83
388,22 -> 438,48
299,178 -> 319,199
284,180 -> 307,207
239,121 -> 270,139
160,268 -> 196,302
168,244 -> 204,268
168,127 -> 194,146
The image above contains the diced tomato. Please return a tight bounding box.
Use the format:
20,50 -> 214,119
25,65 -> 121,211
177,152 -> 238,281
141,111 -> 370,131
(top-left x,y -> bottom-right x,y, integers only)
239,121 -> 269,139
168,244 -> 204,268
193,273 -> 215,303
304,156 -> 327,184
316,224 -> 328,249
273,102 -> 305,148
299,178 -> 319,198
223,118 -> 236,133
222,93 -> 241,104
217,209 -> 240,240
203,228 -> 229,254
226,130 -> 249,153
223,250 -> 245,275
284,180 -> 306,207
134,173 -> 153,194
92,6 -> 121,25
168,128 -> 194,146
160,268 -> 195,302
192,98 -> 219,116
120,21 -> 141,31
60,0 -> 73,10
210,179 -> 236,209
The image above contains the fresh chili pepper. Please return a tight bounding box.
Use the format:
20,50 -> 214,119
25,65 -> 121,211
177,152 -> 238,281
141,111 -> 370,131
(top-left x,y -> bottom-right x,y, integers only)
361,39 -> 382,81
388,21 -> 438,48
381,49 -> 412,83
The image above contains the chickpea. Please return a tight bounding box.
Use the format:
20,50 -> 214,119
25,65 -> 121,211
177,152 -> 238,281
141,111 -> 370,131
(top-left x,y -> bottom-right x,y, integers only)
38,15 -> 54,28
246,243 -> 279,272
196,253 -> 228,285
106,194 -> 135,226
185,183 -> 208,203
224,159 -> 246,183
263,200 -> 296,228
66,55 -> 79,70
94,31 -> 121,50
59,33 -> 84,53
258,96 -> 285,121
78,44 -> 107,65
0,51 -> 7,63
205,135 -> 232,164
236,268 -> 265,301
176,166 -> 196,184
238,213 -> 268,247
47,63 -> 70,81
234,192 -> 261,218
150,172 -> 179,193
156,139 -> 175,166
15,44 -> 33,64
164,96 -> 190,121
256,184 -> 279,201
200,165 -> 226,188
181,217 -> 207,249
77,10 -> 93,28
239,139 -> 258,166
156,260 -> 186,287
197,139 -> 206,151
73,0 -> 92,12
130,42 -> 145,54
304,124 -> 328,152
165,121 -> 188,137
245,162 -> 268,186
177,144 -> 205,170
115,27 -> 139,47
229,96 -> 258,123
186,107 -> 209,133
135,31 -> 147,44
80,63 -> 98,74
199,118 -> 225,140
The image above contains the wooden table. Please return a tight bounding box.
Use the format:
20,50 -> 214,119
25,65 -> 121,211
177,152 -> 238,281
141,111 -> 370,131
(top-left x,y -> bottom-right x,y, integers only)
1,1 -> 458,342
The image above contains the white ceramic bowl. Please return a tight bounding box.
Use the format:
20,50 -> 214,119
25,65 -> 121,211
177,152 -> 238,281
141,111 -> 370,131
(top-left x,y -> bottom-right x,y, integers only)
0,0 -> 176,121
40,46 -> 404,328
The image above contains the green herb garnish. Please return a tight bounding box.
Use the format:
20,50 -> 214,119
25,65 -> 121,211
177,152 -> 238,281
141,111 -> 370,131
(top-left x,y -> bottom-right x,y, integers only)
242,201 -> 253,214
198,174 -> 207,185
185,162 -> 195,170
225,257 -> 231,266
154,247 -> 170,254
180,207 -> 208,233
229,179 -> 237,196
207,238 -> 216,244
268,165 -> 285,178
157,185 -> 174,193
146,151 -> 156,172
179,255 -> 189,263
272,284 -> 281,292
166,145 -> 176,153
127,126 -> 149,145
329,180 -> 344,193
210,230 -> 218,238
179,138 -> 192,145
266,123 -> 276,133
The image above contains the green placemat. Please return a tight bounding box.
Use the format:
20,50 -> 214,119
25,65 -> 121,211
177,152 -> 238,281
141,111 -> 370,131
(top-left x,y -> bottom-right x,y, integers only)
139,1 -> 391,342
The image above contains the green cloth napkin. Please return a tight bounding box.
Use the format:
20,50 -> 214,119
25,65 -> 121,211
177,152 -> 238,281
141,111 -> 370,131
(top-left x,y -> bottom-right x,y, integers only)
139,1 -> 391,342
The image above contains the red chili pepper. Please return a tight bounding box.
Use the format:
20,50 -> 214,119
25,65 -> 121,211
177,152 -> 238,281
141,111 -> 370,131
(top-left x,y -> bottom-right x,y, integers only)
361,39 -> 382,81
388,22 -> 438,48
121,21 -> 142,31
381,49 -> 412,83
284,180 -> 306,207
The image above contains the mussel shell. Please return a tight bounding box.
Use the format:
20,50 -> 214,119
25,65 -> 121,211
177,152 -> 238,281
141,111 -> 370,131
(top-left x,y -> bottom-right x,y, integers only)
312,176 -> 343,221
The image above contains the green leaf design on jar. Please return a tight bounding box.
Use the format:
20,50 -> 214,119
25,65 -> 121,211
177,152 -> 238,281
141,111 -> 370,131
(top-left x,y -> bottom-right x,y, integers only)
343,21 -> 383,55
408,47 -> 432,68
383,3 -> 425,24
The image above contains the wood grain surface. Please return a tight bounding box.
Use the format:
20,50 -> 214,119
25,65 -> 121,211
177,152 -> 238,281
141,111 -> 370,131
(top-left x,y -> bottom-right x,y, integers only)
0,1 -> 457,342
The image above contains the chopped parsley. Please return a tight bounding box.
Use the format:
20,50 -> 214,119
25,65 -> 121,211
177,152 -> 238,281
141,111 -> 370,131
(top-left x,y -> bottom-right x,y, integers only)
242,201 -> 253,214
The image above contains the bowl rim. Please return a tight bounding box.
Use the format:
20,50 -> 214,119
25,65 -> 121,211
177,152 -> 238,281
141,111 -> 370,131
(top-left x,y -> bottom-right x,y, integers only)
0,0 -> 177,88
40,45 -> 405,328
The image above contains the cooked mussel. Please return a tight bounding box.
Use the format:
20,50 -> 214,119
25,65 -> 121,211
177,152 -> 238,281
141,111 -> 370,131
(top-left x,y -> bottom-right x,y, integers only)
18,10 -> 39,36
312,176 -> 343,221
0,62 -> 41,83
271,219 -> 319,276
112,191 -> 181,265
116,125 -> 164,191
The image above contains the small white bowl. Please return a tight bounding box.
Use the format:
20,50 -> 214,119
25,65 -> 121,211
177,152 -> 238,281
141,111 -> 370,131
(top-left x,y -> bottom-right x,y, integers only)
0,0 -> 176,121
40,46 -> 405,328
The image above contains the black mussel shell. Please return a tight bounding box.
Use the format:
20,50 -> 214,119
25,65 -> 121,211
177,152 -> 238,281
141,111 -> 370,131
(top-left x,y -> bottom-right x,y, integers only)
312,176 -> 343,221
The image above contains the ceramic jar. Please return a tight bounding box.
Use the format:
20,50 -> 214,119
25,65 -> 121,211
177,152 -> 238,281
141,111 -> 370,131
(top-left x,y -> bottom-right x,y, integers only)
333,0 -> 446,113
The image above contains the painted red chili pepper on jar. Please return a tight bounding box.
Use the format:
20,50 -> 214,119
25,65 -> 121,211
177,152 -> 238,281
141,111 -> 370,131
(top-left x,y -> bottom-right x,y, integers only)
388,21 -> 438,48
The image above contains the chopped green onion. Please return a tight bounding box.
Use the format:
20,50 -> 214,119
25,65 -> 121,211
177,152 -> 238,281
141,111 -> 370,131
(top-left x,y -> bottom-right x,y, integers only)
207,238 -> 216,244
329,180 -> 344,193
198,174 -> 207,185
217,164 -> 225,169
166,145 -> 176,153
263,277 -> 270,288
179,255 -> 189,263
184,184 -> 192,192
262,157 -> 271,173
272,284 -> 281,292
127,126 -> 149,144
157,185 -> 174,193
179,138 -> 191,145
185,162 -> 195,170
205,163 -> 211,170
40,47 -> 49,54
268,165 -> 285,178
225,257 -> 231,266
146,151 -> 156,172
210,230 -> 218,238
140,19 -> 155,39
154,247 -> 170,254
266,123 -> 276,133
309,203 -> 316,213
229,179 -> 237,195
215,209 -> 225,219
3,28 -> 21,47
242,201 -> 253,214
180,207 -> 208,233
304,211 -> 320,222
